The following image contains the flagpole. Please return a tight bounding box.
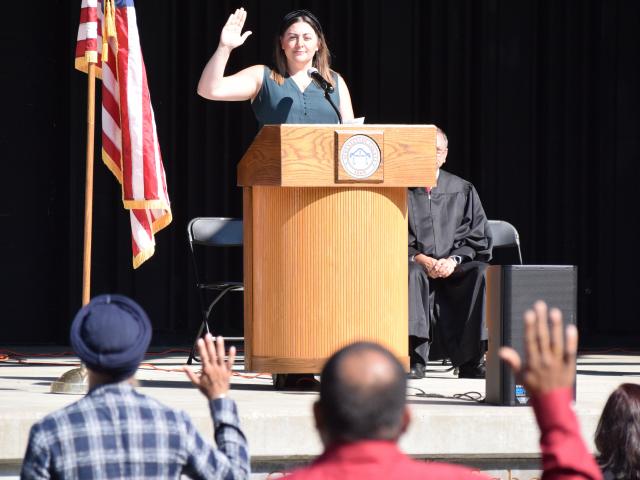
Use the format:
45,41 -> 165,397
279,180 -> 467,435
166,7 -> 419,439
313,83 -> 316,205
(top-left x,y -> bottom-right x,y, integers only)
82,62 -> 96,306
50,62 -> 96,395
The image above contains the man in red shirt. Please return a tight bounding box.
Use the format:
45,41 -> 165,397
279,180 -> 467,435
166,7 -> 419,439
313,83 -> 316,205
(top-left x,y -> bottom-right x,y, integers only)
286,301 -> 602,480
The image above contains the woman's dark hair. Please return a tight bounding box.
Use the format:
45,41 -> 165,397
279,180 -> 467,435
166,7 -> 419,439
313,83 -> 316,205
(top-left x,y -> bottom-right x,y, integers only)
271,9 -> 334,87
595,383 -> 640,479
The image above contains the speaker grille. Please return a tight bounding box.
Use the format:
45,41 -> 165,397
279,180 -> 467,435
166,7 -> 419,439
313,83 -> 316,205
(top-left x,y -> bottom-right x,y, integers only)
486,265 -> 577,406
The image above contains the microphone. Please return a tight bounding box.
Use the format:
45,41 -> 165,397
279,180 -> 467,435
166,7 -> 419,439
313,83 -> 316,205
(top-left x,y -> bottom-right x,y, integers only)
307,67 -> 334,93
307,67 -> 342,123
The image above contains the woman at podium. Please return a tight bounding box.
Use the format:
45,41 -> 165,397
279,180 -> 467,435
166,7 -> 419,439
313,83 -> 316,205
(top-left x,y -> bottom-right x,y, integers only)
197,7 -> 354,126
198,8 -> 354,388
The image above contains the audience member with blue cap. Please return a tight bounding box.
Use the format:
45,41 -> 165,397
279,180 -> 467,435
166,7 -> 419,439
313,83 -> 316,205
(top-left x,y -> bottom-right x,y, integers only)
21,294 -> 249,480
70,294 -> 152,381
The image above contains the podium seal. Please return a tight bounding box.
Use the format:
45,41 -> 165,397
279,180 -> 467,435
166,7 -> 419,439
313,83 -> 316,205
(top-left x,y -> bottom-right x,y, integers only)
339,134 -> 381,179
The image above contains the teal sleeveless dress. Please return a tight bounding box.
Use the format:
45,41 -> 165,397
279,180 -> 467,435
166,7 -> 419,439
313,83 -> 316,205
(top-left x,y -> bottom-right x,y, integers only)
251,66 -> 341,127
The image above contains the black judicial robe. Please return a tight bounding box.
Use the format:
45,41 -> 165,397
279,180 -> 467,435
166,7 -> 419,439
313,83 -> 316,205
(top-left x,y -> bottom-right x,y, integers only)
408,170 -> 493,367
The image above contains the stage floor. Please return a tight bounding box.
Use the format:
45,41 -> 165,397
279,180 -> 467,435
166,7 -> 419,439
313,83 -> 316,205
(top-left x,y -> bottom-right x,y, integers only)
1,348 -> 638,479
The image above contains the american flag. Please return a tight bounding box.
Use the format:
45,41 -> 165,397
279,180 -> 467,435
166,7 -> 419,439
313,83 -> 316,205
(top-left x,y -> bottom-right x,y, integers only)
76,0 -> 172,268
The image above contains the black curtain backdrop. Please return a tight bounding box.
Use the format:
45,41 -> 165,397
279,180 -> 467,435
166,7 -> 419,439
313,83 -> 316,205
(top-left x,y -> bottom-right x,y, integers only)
2,0 -> 639,346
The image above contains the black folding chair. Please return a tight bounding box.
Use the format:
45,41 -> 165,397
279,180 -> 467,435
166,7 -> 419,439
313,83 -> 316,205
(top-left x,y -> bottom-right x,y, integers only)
487,219 -> 523,264
187,217 -> 244,364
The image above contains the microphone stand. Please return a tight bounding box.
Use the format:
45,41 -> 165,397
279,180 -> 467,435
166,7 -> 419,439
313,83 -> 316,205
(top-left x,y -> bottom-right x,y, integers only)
323,89 -> 342,124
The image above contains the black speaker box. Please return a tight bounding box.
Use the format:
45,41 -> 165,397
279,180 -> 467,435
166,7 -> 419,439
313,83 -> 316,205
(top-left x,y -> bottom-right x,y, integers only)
485,265 -> 577,406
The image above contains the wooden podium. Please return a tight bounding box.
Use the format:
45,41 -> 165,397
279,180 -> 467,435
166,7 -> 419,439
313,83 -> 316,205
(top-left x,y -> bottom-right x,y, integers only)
238,124 -> 437,373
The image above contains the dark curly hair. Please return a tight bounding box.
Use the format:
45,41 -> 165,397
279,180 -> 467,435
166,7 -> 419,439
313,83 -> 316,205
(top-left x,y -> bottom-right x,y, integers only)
595,383 -> 640,479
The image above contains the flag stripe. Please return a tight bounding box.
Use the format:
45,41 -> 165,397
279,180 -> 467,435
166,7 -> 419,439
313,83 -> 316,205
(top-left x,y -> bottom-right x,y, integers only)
122,7 -> 145,201
140,60 -> 158,199
76,21 -> 98,41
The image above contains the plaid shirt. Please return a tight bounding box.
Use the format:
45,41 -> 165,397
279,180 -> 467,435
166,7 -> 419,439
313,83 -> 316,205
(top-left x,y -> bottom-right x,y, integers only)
21,383 -> 249,479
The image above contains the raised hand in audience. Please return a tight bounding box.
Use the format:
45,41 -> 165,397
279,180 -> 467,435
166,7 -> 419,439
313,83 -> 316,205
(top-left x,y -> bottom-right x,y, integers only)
184,334 -> 236,400
499,300 -> 577,395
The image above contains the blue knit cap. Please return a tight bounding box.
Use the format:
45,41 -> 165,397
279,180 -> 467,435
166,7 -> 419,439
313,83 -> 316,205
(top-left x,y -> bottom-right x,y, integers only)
70,294 -> 152,380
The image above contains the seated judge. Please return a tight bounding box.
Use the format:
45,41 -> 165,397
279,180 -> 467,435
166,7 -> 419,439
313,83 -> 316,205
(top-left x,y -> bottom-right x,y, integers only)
408,127 -> 492,379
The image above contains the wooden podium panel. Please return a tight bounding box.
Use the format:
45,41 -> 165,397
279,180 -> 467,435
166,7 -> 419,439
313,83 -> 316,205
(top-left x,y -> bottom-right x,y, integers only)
238,124 -> 437,187
243,186 -> 409,373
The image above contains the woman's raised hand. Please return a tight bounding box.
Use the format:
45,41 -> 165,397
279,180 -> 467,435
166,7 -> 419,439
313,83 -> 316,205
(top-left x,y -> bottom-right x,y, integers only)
219,8 -> 253,49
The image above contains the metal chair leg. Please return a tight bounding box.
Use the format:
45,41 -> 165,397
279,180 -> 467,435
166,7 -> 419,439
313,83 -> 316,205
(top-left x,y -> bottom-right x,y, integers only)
187,286 -> 238,364
187,319 -> 210,365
